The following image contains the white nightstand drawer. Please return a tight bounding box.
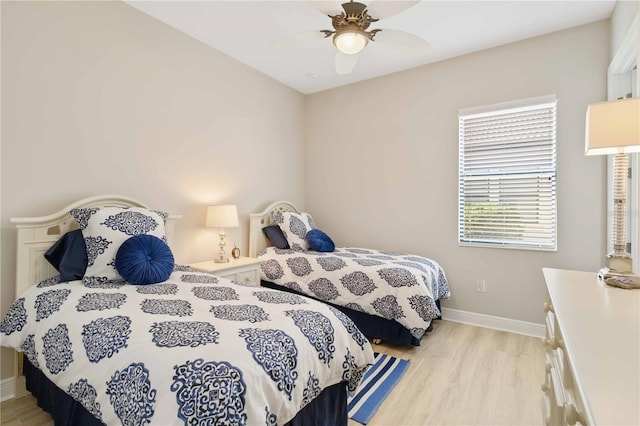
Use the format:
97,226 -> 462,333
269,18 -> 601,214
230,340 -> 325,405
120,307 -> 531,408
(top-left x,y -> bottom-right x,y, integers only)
188,257 -> 262,287
236,270 -> 259,286
216,271 -> 237,282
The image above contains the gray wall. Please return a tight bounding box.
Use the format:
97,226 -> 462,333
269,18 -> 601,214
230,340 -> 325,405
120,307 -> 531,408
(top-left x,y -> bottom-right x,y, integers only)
1,1 -> 305,380
305,20 -> 610,325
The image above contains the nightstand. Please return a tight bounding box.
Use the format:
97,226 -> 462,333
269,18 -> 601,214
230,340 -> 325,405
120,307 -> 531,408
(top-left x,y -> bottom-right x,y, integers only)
189,257 -> 263,287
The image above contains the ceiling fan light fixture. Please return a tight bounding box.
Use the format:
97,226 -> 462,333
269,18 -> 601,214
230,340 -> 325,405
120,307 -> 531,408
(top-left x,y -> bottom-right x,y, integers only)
334,30 -> 368,55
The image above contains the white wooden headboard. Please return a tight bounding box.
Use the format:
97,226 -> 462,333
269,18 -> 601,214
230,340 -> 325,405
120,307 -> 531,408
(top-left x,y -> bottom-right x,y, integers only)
7,195 -> 182,398
10,194 -> 181,298
7,195 -> 181,398
248,201 -> 300,257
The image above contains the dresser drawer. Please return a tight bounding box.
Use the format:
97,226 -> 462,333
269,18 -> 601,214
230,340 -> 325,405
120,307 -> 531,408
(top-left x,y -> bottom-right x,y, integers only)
545,311 -> 556,341
563,388 -> 587,426
542,292 -> 588,426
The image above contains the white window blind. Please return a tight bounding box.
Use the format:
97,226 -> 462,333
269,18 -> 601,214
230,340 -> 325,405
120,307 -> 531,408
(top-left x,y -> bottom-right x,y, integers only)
458,95 -> 557,251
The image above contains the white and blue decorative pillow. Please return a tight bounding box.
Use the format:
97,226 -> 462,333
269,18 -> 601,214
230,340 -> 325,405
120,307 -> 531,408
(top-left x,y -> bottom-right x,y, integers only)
115,234 -> 174,285
70,207 -> 167,283
272,211 -> 316,251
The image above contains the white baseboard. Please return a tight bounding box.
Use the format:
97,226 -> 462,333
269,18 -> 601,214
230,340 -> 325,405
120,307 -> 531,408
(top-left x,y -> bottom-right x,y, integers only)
1,376 -> 15,402
441,307 -> 545,338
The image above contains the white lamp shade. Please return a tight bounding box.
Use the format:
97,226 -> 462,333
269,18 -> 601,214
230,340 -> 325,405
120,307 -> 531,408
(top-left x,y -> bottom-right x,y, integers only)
334,31 -> 368,55
585,97 -> 640,156
206,205 -> 239,228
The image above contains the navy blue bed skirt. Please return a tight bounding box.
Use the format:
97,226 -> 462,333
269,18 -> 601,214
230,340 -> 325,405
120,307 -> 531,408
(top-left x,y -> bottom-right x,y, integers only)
261,280 -> 441,346
23,356 -> 347,425
25,357 -> 104,426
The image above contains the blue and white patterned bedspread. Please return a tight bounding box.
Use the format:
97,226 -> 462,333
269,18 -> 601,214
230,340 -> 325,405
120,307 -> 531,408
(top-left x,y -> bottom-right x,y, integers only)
0,267 -> 374,425
258,247 -> 451,340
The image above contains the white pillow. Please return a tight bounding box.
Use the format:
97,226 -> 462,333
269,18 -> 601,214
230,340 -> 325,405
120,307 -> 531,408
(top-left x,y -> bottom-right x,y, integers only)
272,211 -> 316,251
70,207 -> 167,283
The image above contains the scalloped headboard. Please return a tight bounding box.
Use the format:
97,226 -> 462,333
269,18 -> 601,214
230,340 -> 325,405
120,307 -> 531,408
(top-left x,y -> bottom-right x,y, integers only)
8,195 -> 181,397
248,201 -> 300,257
10,194 -> 181,298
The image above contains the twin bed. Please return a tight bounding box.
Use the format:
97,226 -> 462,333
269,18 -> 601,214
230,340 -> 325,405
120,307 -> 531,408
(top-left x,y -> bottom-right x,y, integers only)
0,196 -> 374,426
1,196 -> 450,425
249,201 -> 450,347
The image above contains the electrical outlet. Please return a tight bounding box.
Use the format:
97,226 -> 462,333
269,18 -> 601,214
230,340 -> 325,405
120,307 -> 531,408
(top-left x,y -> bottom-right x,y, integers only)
476,279 -> 486,292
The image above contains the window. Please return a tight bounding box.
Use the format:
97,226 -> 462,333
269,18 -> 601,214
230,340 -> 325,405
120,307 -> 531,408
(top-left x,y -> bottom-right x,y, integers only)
458,95 -> 557,251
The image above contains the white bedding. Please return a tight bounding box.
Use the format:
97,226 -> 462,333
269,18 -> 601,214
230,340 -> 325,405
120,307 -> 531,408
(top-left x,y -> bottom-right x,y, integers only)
258,247 -> 450,340
0,267 -> 374,425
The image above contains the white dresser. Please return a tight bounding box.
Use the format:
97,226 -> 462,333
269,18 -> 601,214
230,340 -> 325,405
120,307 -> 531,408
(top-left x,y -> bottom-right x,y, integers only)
542,268 -> 640,426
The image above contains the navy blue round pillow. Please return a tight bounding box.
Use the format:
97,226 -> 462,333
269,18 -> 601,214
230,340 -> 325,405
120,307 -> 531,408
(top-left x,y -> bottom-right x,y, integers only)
115,234 -> 175,285
306,229 -> 335,252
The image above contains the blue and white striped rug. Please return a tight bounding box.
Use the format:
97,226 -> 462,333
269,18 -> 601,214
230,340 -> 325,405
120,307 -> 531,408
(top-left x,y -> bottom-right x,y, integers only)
347,352 -> 410,424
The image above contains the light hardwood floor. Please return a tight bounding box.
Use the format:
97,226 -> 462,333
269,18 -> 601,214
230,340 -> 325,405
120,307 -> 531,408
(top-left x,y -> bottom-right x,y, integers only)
1,320 -> 544,426
353,320 -> 545,426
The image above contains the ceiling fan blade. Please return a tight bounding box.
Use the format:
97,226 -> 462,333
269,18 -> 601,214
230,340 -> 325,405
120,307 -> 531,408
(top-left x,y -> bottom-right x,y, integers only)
366,1 -> 420,20
306,1 -> 343,16
335,51 -> 359,75
374,29 -> 431,52
271,30 -> 327,49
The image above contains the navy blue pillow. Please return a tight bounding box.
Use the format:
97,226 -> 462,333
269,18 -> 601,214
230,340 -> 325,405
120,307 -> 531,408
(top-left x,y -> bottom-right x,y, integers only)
262,225 -> 290,249
44,229 -> 88,282
306,229 -> 335,252
115,234 -> 175,285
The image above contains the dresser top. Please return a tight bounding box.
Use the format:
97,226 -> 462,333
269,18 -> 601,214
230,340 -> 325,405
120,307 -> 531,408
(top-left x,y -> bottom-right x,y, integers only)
543,268 -> 640,425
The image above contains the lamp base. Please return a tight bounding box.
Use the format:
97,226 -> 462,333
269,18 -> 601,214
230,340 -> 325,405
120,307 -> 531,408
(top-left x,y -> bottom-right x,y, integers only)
598,267 -> 640,289
214,229 -> 229,263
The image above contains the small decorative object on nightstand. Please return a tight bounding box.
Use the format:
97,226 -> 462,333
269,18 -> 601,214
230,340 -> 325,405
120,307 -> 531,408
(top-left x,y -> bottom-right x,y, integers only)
231,245 -> 241,259
189,257 -> 262,287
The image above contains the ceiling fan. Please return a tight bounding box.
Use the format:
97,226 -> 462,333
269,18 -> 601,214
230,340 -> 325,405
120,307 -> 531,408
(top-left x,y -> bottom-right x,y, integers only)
273,0 -> 431,75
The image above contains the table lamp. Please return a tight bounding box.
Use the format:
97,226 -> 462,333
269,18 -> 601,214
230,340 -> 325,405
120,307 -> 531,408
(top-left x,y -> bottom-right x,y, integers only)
206,205 -> 239,263
585,97 -> 640,288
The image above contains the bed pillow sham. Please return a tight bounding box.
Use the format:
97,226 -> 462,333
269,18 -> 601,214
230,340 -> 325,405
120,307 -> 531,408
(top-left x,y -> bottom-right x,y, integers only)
115,234 -> 175,285
262,225 -> 290,249
272,211 -> 316,251
70,207 -> 167,283
306,229 -> 335,252
44,229 -> 88,282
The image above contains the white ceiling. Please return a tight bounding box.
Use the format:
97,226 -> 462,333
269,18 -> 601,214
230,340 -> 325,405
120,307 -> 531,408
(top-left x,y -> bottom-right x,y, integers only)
125,0 -> 616,94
